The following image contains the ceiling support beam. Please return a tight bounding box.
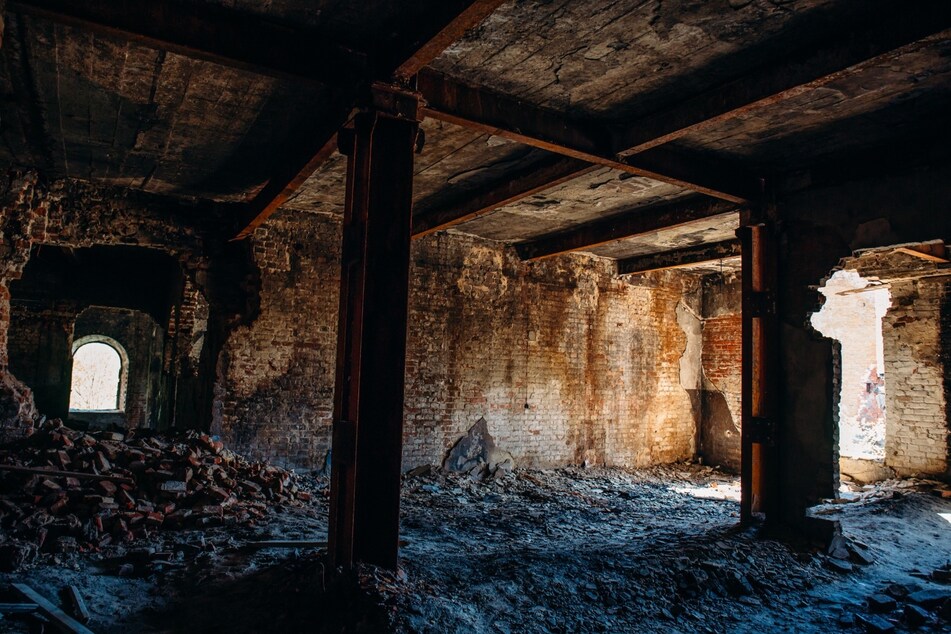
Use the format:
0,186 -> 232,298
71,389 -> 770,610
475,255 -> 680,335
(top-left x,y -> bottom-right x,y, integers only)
515,197 -> 739,262
613,3 -> 951,156
412,155 -> 595,238
418,70 -> 758,204
234,106 -> 355,240
389,0 -> 508,82
616,239 -> 741,276
230,1 -> 505,239
328,108 -> 420,572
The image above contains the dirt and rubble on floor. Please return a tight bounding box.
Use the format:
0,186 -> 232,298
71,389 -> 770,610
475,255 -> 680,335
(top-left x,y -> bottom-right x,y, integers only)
373,465 -> 949,634
0,437 -> 949,633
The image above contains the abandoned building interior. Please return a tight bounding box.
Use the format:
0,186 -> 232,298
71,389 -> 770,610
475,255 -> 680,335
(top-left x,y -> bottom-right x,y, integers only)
0,0 -> 949,632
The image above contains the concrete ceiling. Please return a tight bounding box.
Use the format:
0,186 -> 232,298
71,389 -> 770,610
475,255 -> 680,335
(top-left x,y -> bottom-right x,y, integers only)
1,0 -> 949,266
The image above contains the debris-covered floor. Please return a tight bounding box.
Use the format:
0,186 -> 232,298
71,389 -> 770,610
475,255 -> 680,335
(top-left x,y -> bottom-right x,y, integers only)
1,428 -> 949,633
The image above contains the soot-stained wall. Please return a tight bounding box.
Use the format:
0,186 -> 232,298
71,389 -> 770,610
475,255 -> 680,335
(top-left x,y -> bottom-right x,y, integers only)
215,209 -> 703,471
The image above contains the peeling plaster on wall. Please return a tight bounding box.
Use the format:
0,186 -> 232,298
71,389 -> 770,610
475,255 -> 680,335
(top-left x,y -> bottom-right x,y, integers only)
677,301 -> 705,392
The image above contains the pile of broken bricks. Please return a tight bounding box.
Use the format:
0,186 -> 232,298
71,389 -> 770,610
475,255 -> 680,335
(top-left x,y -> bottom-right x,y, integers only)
0,419 -> 314,570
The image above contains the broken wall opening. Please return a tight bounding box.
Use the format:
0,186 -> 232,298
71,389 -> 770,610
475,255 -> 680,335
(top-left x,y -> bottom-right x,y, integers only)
7,244 -> 191,430
811,270 -> 891,473
812,242 -> 951,482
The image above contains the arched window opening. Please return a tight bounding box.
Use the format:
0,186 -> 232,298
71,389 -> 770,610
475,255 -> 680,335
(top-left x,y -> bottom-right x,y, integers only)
69,340 -> 126,412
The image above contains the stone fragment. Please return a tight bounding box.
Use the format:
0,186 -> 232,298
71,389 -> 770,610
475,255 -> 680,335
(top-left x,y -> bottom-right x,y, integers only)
884,584 -> 909,599
855,613 -> 895,633
824,557 -> 853,573
443,418 -> 515,480
907,589 -> 950,609
827,534 -> 850,560
903,604 -> 932,627
867,594 -> 897,612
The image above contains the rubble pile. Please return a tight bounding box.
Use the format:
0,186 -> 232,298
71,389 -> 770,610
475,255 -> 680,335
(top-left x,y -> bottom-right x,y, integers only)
0,419 -> 313,570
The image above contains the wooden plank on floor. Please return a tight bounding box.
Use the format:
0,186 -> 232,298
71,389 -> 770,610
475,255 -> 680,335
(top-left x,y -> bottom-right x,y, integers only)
12,584 -> 95,634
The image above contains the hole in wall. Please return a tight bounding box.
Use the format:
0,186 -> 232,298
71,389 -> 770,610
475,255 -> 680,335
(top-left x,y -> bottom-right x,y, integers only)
811,270 -> 890,462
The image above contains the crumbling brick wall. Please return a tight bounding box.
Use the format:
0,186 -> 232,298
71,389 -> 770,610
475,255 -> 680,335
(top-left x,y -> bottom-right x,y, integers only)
216,210 -> 700,471
882,279 -> 949,476
0,170 -> 254,436
8,301 -> 79,419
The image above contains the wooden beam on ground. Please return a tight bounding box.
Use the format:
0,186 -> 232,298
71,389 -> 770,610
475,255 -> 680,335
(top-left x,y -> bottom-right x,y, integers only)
515,197 -> 738,262
412,155 -> 595,237
617,239 -> 741,276
388,0 -> 508,82
418,70 -> 757,204
8,0 -> 367,84
613,3 -> 951,156
12,584 -> 95,634
0,603 -> 39,614
0,464 -> 133,484
63,586 -> 90,625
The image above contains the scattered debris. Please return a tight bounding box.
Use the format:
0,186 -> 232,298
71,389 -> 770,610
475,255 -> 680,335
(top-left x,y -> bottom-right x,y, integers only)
0,419 -> 314,571
0,462 -> 947,633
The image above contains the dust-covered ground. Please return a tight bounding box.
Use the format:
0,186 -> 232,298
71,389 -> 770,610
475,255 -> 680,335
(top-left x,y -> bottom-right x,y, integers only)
1,465 -> 949,633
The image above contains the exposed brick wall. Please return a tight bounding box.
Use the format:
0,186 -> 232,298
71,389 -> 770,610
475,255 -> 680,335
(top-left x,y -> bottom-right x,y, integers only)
215,210 -> 700,472
702,315 -> 742,416
696,274 -> 742,471
883,279 -> 949,476
0,170 -> 256,437
405,232 -> 697,471
213,211 -> 340,468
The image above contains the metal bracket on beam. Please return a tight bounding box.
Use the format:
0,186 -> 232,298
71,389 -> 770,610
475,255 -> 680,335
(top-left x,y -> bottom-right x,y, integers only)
331,420 -> 357,467
749,416 -> 776,446
749,290 -> 776,318
367,81 -> 422,120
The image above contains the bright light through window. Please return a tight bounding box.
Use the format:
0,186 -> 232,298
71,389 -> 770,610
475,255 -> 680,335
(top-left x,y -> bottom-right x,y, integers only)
69,342 -> 122,411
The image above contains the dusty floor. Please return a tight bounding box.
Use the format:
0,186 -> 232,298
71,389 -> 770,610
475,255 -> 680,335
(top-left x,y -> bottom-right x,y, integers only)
1,465 -> 949,633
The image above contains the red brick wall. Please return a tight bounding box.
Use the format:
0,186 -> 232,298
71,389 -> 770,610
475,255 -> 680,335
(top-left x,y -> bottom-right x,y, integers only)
698,275 -> 742,471
882,279 -> 949,476
702,315 -> 742,415
405,232 -> 698,470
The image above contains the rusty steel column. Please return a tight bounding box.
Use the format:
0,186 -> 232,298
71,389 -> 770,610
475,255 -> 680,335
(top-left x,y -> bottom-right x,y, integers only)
328,87 -> 420,571
738,187 -> 779,524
